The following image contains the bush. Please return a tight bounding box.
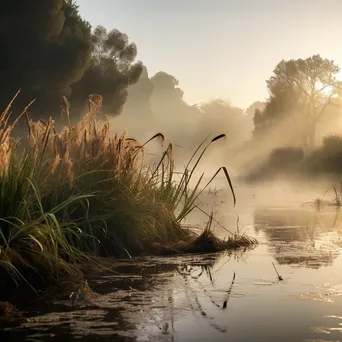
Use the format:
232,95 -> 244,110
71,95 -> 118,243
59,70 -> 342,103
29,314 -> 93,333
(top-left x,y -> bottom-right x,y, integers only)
306,134 -> 342,174
268,147 -> 304,170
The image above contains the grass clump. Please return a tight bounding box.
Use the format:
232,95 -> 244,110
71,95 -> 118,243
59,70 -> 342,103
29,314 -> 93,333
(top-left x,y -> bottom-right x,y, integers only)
0,92 -> 256,297
245,135 -> 342,182
303,182 -> 342,210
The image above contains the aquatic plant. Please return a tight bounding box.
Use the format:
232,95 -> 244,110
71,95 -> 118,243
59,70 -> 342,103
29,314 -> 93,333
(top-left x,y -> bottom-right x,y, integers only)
0,92 -> 256,294
303,182 -> 342,209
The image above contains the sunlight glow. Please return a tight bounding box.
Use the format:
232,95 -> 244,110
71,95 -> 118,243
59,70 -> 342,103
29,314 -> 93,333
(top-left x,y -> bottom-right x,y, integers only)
336,69 -> 342,81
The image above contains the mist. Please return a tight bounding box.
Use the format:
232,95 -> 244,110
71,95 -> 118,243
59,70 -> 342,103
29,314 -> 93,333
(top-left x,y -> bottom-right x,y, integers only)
3,3 -> 342,196
108,55 -> 342,198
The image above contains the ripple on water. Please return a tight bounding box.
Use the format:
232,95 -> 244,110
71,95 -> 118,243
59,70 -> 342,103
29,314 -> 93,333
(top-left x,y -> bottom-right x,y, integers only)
4,206 -> 342,341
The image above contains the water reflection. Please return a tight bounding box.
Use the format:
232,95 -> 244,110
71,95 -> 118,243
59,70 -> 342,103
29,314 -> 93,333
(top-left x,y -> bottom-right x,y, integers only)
254,208 -> 342,269
3,207 -> 342,341
0,254 -> 229,341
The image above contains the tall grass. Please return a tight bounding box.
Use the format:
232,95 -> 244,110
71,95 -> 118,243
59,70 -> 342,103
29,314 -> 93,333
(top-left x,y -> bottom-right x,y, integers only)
0,93 -> 254,292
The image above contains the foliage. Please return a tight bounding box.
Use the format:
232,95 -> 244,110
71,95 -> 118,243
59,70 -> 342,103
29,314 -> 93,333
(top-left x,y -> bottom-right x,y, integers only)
0,1 -> 92,117
0,95 -> 253,292
306,134 -> 342,174
126,66 -> 154,107
268,147 -> 304,169
253,55 -> 342,150
71,25 -> 143,116
198,99 -> 252,147
151,72 -> 184,101
147,71 -> 200,147
245,135 -> 342,182
121,65 -> 155,128
246,101 -> 266,116
244,147 -> 304,182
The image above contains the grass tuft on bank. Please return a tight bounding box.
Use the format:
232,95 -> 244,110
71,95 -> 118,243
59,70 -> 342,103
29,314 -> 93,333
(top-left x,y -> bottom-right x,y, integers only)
0,93 -> 256,296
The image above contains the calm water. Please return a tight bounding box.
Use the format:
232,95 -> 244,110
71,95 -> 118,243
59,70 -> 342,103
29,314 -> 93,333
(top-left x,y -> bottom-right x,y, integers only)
2,184 -> 342,342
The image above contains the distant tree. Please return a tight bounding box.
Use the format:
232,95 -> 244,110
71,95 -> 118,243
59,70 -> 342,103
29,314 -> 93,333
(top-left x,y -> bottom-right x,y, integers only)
150,72 -> 184,106
150,72 -> 186,118
149,71 -> 201,146
0,0 -> 92,117
126,66 -> 154,105
246,101 -> 266,116
71,25 -> 143,115
255,55 -> 342,150
119,65 -> 154,135
198,99 -> 252,146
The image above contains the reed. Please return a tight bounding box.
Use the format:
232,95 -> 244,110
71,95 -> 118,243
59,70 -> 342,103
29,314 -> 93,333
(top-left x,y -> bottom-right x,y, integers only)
0,94 -> 256,293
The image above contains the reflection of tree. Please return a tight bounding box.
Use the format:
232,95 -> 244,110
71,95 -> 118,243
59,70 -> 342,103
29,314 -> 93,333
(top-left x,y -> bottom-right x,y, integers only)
254,208 -> 341,268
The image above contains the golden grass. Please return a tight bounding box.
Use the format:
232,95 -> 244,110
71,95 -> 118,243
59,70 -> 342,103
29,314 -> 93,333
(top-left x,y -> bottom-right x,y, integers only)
0,92 -> 256,294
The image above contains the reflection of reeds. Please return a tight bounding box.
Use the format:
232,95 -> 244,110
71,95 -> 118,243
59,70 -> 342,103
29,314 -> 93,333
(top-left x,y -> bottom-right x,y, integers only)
272,262 -> 283,281
304,182 -> 342,210
178,266 -> 226,333
223,271 -> 236,309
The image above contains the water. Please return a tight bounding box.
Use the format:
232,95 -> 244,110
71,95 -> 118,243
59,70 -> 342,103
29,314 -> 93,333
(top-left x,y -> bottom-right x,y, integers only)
2,184 -> 342,342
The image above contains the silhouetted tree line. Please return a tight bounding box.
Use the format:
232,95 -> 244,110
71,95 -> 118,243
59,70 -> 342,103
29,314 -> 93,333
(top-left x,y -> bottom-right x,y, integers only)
0,0 -> 143,120
4,0 -> 341,160
0,0 -> 256,148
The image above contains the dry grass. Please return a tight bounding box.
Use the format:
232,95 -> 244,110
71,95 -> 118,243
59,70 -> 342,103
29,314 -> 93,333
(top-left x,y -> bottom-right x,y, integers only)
0,92 -> 256,294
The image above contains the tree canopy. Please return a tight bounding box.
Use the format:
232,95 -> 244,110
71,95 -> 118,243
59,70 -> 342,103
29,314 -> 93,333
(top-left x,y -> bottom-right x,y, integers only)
0,0 -> 92,116
253,55 -> 342,150
151,72 -> 184,101
70,25 -> 143,115
198,99 -> 252,146
122,65 -> 154,123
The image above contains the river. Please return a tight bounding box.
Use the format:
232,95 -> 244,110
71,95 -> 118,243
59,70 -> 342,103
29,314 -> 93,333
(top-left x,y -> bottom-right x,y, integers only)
2,183 -> 342,341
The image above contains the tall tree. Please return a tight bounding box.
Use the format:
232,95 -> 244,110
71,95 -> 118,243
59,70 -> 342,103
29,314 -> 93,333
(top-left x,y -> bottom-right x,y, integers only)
0,0 -> 92,117
117,65 -> 154,137
149,71 -> 200,146
246,101 -> 266,116
124,65 -> 154,119
261,55 -> 341,150
71,25 -> 143,115
150,72 -> 184,100
198,99 -> 252,146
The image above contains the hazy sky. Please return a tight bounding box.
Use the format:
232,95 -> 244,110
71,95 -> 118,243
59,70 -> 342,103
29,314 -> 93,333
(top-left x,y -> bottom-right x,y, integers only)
76,0 -> 342,109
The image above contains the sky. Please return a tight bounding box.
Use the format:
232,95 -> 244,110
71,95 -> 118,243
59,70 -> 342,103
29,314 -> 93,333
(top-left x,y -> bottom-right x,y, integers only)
76,0 -> 342,109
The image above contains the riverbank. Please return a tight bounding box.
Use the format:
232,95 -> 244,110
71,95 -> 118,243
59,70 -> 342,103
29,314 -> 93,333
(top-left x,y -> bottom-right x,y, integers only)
0,95 -> 256,308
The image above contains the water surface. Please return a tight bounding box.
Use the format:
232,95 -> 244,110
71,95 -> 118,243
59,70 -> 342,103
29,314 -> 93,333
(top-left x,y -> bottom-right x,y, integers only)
2,185 -> 342,342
